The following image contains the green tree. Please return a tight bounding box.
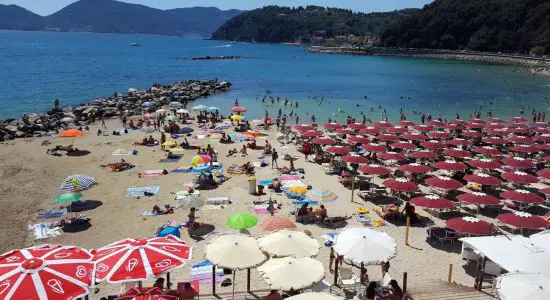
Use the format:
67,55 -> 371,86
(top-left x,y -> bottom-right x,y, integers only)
530,46 -> 546,56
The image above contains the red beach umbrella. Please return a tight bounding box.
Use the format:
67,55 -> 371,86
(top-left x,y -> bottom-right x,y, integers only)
348,123 -> 366,130
348,135 -> 371,144
398,163 -> 432,174
538,168 -> 550,180
335,128 -> 355,135
509,135 -> 533,144
485,123 -> 506,130
508,122 -> 528,129
468,158 -> 502,169
451,119 -> 467,125
386,126 -> 408,134
445,217 -> 494,235
295,124 -> 315,132
473,146 -> 502,156
508,127 -> 530,134
509,116 -> 528,122
541,187 -> 550,195
374,121 -> 393,128
545,155 -> 550,162
467,118 -> 486,124
402,132 -> 428,141
410,150 -> 439,159
231,106 -> 247,113
487,117 -> 505,123
534,127 -> 550,134
488,129 -> 509,136
428,120 -> 445,127
359,164 -> 391,175
302,130 -> 324,138
496,212 -> 548,229
383,177 -> 418,192
341,154 -> 369,164
117,287 -> 177,300
465,123 -> 485,129
376,134 -> 398,142
359,126 -> 380,135
501,171 -> 538,184
362,143 -> 387,153
531,122 -> 549,128
324,123 -> 342,130
538,144 -> 550,151
420,140 -> 447,150
412,124 -> 433,132
426,176 -> 464,190
457,192 -> 500,205
502,157 -> 536,169
378,151 -> 406,161
464,173 -> 502,186
261,216 -> 297,232
312,137 -> 336,145
510,144 -> 538,153
398,120 -> 415,126
500,189 -> 544,204
533,134 -> 550,142
442,148 -> 472,159
434,160 -> 467,171
460,130 -> 483,138
410,195 -> 454,209
0,244 -> 94,299
447,138 -> 473,146
482,137 -> 507,145
444,124 -> 462,131
390,141 -> 417,150
428,131 -> 451,139
93,235 -> 192,283
326,146 -> 351,155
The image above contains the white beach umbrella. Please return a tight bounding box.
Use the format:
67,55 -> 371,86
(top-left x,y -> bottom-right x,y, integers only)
192,104 -> 207,111
258,257 -> 324,290
498,272 -> 550,300
334,227 -> 396,265
169,101 -> 183,109
205,234 -> 267,270
287,292 -> 344,300
155,109 -> 167,114
176,109 -> 189,114
258,230 -> 320,258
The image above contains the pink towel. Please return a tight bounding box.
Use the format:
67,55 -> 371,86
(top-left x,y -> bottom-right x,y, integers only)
139,172 -> 165,178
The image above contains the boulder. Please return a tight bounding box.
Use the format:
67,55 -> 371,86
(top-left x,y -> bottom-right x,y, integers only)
5,125 -> 18,133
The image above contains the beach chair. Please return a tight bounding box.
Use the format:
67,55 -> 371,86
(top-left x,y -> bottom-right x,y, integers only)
338,267 -> 360,293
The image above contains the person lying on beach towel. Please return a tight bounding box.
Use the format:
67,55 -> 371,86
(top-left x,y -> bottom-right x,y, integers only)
102,161 -> 135,172
46,145 -> 79,154
152,204 -> 174,215
319,216 -> 352,228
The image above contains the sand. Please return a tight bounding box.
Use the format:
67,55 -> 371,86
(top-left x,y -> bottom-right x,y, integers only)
0,117 -> 486,298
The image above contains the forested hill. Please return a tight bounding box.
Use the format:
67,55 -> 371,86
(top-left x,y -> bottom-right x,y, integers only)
211,6 -> 417,43
380,0 -> 550,54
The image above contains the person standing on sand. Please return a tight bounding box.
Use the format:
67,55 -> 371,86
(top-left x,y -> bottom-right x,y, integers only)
272,150 -> 279,169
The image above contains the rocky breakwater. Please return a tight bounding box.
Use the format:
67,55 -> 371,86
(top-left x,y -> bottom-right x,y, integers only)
0,79 -> 231,141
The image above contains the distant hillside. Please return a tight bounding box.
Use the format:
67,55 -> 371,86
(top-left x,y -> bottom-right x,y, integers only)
212,5 -> 417,43
0,0 -> 242,36
380,0 -> 550,54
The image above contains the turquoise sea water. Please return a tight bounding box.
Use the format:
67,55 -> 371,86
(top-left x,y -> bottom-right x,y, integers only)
1,30 -> 549,122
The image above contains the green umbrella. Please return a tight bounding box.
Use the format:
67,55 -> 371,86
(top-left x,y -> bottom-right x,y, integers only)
226,212 -> 258,229
54,193 -> 82,204
165,115 -> 178,122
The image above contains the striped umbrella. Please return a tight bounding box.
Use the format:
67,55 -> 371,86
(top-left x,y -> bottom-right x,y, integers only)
191,154 -> 212,166
261,216 -> 297,232
60,175 -> 96,193
191,164 -> 213,173
304,189 -> 337,203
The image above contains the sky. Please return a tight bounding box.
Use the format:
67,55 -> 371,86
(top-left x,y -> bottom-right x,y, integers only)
2,0 -> 433,16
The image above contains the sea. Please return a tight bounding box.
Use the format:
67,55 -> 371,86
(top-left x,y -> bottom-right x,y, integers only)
1,30 -> 549,123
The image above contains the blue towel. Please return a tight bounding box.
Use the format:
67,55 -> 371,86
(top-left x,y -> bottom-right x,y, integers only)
37,209 -> 67,219
126,186 -> 161,197
259,179 -> 273,186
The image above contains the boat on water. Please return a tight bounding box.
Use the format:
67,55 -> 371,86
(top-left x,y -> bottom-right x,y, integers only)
131,42 -> 140,47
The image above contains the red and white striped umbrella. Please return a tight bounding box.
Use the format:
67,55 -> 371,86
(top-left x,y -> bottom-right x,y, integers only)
501,171 -> 538,184
496,212 -> 548,229
460,130 -> 483,138
347,135 -> 371,144
538,168 -> 550,180
402,132 -> 428,141
487,117 -> 505,123
376,134 -> 398,142
447,138 -> 473,146
500,189 -> 544,204
485,123 -> 506,130
231,106 -> 247,113
467,118 -> 486,124
0,244 -> 94,300
509,135 -> 533,144
341,154 -> 369,164
359,164 -> 391,176
348,123 -> 366,130
311,137 -> 336,145
295,124 -> 315,132
335,128 -> 356,135
411,124 -> 433,132
533,134 -> 550,142
326,146 -> 351,155
482,137 -> 507,145
302,130 -> 324,138
324,123 -> 342,130
445,217 -> 494,235
450,119 -> 467,125
398,120 -> 415,126
383,178 -> 418,192
509,116 -> 528,123
473,146 -> 502,156
442,148 -> 472,159
261,216 -> 297,232
510,144 -> 538,153
410,150 -> 439,159
359,126 -> 380,135
390,141 -> 417,150
502,157 -> 536,169
410,195 -> 454,209
427,120 -> 445,127
428,131 -> 451,139
464,173 -> 502,186
468,158 -> 502,169
465,123 -> 485,129
420,140 -> 447,150
425,176 -> 464,190
457,192 -> 500,205
434,160 -> 467,171
361,143 -> 387,153
378,151 -> 406,161
398,163 -> 432,174
374,121 -> 393,128
444,124 -> 462,131
117,287 -> 177,300
386,126 -> 408,134
93,235 -> 192,283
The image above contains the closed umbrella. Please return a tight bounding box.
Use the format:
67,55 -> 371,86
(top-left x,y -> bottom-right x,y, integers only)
410,195 -> 454,209
497,272 -> 550,300
383,178 -> 418,192
261,216 -> 296,232
502,157 -> 536,169
457,192 -> 501,205
226,213 -> 258,229
258,230 -> 320,257
258,257 -> 324,290
500,190 -> 544,204
445,217 -> 494,235
398,163 -> 431,174
502,171 -> 538,184
425,176 -> 464,190
334,227 -> 396,265
497,212 -> 548,229
464,173 -> 502,186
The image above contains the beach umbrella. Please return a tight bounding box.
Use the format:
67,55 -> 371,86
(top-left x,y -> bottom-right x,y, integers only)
485,123 -> 507,130
390,141 -> 416,150
93,235 -> 192,283
302,130 -> 323,138
442,148 -> 472,159
376,133 -> 398,142
361,143 -> 386,153
162,140 -> 177,148
510,144 -> 538,153
258,230 -> 320,257
426,176 -> 464,190
541,188 -> 550,195
468,158 -> 502,169
206,106 -> 219,112
142,101 -> 155,107
386,126 -> 408,134
143,113 -> 156,119
447,138 -> 473,146
178,127 -> 193,134
226,213 -> 258,229
295,124 -> 315,132
502,171 -> 538,184
428,131 -> 451,139
497,272 -> 550,300
497,212 -> 548,229
260,216 -> 296,232
464,173 -> 502,186
509,135 -> 533,144
444,123 -> 462,131
334,227 -> 396,265
488,128 -> 510,136
304,189 -> 337,203
231,106 -> 247,113
420,140 -> 446,150
398,163 -> 431,174
460,130 -> 483,138
445,217 -> 494,235
359,126 -> 380,135
509,116 -> 528,122
359,164 -> 391,175
176,109 -> 188,114
324,123 -> 342,130
487,117 -> 505,123
465,123 -> 485,129
378,151 -> 406,161
428,120 -> 445,127
457,192 -> 500,205
54,192 -> 82,204
347,135 -> 371,144
500,189 -> 544,204
348,123 -> 366,130
402,132 -> 428,141
412,124 -> 433,132
326,146 -> 351,155
205,234 -> 266,270
502,157 -> 536,169
155,109 -> 167,114
383,178 -> 418,192
482,137 -> 507,145
168,102 -> 183,109
410,195 -> 454,209
467,118 -> 486,124
191,105 -> 207,111
258,257 -> 324,290
117,287 -> 177,300
538,169 -> 550,180
191,164 -> 213,173
289,186 -> 308,194
165,115 -> 178,122
230,114 -> 244,121
287,293 -> 344,300
312,137 -> 336,145
60,174 -> 96,193
450,119 -> 466,125
190,154 -> 211,166
508,127 -> 531,134
341,154 -> 369,164
533,134 -> 550,142
398,120 -> 415,126
434,160 -> 467,172
473,146 -> 502,156
0,244 -> 94,299
59,129 -> 84,144
335,128 -> 356,135
410,150 -> 438,159
374,121 -> 393,128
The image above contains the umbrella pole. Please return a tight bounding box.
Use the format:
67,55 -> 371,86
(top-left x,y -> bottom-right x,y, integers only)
166,272 -> 171,289
351,175 -> 356,203
405,216 -> 411,246
212,265 -> 216,295
360,262 -> 364,294
247,268 -> 251,293
232,270 -> 236,299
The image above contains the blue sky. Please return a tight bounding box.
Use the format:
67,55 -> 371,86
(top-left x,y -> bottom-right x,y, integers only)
2,0 -> 433,16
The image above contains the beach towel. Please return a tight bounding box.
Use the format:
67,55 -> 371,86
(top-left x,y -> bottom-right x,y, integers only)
281,180 -> 306,188
171,166 -> 192,173
253,205 -> 278,215
191,261 -> 224,284
112,150 -> 135,156
278,175 -> 302,181
320,232 -> 338,246
37,209 -> 67,219
126,186 -> 161,197
206,197 -> 231,205
138,211 -> 158,216
28,223 -> 62,240
139,170 -> 166,178
259,179 -> 273,186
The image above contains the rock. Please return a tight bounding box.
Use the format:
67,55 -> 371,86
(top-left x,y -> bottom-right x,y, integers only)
5,125 -> 18,133
14,131 -> 26,138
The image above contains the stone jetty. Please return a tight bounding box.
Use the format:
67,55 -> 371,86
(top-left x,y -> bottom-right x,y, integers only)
0,79 -> 231,141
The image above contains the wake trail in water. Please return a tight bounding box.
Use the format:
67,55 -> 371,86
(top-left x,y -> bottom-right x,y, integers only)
209,44 -> 232,48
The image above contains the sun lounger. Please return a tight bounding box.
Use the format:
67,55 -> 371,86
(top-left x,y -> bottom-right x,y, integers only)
426,227 -> 458,245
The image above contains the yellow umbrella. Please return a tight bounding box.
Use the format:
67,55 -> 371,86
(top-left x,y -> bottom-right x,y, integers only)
231,115 -> 244,121
289,186 -> 307,194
